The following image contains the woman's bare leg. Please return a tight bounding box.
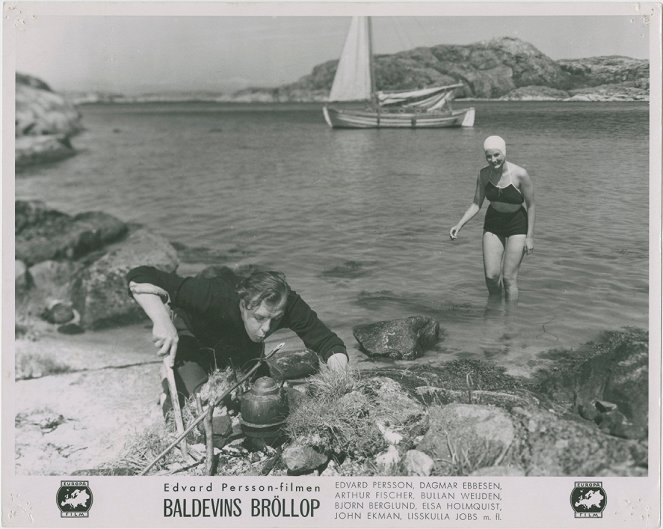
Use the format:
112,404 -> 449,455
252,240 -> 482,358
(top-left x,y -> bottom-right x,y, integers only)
502,234 -> 527,302
482,231 -> 506,298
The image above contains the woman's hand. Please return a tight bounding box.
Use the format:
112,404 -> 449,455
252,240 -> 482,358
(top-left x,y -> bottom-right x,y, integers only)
524,237 -> 534,255
152,319 -> 179,367
449,225 -> 461,240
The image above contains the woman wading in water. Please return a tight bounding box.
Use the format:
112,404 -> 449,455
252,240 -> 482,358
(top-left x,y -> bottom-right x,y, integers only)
450,136 -> 535,302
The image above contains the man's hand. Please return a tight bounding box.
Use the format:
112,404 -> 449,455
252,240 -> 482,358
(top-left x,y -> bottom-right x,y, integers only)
327,352 -> 348,371
153,319 -> 179,367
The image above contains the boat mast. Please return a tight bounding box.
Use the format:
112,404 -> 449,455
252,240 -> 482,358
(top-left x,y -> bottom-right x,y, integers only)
367,16 -> 379,116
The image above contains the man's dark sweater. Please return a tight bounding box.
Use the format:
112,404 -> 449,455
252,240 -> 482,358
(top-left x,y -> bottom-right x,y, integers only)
126,266 -> 347,369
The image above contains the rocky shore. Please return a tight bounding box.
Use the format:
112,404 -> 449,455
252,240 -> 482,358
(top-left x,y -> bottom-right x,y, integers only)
61,37 -> 648,105
14,200 -> 648,477
15,73 -> 83,168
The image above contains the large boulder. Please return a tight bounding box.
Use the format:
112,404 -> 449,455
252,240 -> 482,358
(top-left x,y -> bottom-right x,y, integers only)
15,135 -> 76,168
534,328 -> 648,440
417,404 -> 516,476
15,201 -> 128,265
511,406 -> 646,476
15,73 -> 82,167
70,228 -> 178,329
353,316 -> 440,360
15,73 -> 81,137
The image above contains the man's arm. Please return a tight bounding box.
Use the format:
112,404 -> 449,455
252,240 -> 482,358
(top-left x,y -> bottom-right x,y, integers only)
283,292 -> 348,370
127,266 -> 219,314
131,290 -> 179,367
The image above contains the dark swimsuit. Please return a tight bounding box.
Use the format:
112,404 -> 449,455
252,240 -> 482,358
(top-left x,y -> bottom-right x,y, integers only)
483,170 -> 528,238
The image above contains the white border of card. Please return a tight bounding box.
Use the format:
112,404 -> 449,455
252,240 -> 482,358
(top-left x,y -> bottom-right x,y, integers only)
3,2 -> 661,528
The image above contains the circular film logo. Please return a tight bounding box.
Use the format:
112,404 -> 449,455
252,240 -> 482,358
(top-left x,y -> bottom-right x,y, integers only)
570,481 -> 606,519
57,481 -> 93,518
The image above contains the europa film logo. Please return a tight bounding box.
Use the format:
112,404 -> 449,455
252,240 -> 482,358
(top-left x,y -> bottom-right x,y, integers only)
570,481 -> 607,518
56,481 -> 93,518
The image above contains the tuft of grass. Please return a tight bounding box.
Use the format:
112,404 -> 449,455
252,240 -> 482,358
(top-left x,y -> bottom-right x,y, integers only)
285,366 -> 387,458
103,421 -> 183,475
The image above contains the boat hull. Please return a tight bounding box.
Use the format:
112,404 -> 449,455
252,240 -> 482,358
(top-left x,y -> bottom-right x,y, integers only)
323,106 -> 475,129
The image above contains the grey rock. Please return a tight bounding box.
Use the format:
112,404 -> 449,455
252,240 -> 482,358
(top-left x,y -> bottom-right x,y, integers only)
501,85 -> 570,100
267,349 -> 319,381
15,135 -> 76,168
535,328 -> 648,440
15,260 -> 31,294
16,74 -> 81,137
57,323 -> 85,335
404,449 -> 434,476
15,201 -> 128,265
70,228 -> 178,329
282,443 -> 329,474
353,316 -> 440,360
415,386 -> 538,408
29,260 -> 80,294
511,406 -> 646,476
42,300 -> 75,324
365,377 -> 425,425
15,73 -> 82,167
417,404 -> 515,475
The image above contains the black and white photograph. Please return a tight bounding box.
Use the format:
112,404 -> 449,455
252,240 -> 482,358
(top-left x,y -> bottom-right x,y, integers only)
3,2 -> 661,527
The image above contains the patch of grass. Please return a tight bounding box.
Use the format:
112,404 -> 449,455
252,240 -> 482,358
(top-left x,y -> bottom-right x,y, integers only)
436,432 -> 511,476
104,421 -> 184,475
16,352 -> 72,380
285,366 -> 387,459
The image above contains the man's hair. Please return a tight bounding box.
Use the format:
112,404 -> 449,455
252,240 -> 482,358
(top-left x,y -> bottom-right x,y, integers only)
236,271 -> 289,311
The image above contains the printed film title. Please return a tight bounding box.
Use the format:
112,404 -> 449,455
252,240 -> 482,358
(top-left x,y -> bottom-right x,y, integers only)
163,481 -> 320,518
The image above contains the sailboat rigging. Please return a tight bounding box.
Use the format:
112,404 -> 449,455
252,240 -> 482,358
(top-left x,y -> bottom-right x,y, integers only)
323,17 -> 475,129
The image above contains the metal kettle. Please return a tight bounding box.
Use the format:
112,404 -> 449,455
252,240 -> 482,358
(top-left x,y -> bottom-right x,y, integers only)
240,376 -> 289,445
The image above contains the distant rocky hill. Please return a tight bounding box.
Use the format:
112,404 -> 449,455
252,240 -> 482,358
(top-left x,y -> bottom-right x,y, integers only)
234,37 -> 649,102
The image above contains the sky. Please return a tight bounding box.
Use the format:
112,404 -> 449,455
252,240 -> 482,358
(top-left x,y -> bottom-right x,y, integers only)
11,12 -> 651,94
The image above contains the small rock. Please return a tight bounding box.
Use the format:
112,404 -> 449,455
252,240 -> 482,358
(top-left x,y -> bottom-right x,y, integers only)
404,450 -> 434,476
595,400 -> 618,413
353,315 -> 440,360
375,445 -> 400,473
320,459 -> 340,476
42,300 -> 75,324
267,349 -> 319,381
282,443 -> 329,474
58,323 -> 84,335
211,413 -> 233,438
16,260 -> 31,293
596,409 -> 633,439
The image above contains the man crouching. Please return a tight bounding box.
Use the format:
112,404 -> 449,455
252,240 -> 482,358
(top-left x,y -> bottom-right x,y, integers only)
127,266 -> 348,408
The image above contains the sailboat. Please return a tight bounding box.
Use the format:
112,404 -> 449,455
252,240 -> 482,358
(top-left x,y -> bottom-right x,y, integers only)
323,17 -> 475,129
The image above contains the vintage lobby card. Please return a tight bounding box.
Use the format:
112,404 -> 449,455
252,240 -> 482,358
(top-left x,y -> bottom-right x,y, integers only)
2,2 -> 661,527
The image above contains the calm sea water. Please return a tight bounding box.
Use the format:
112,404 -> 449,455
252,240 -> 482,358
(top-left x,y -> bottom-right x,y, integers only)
16,101 -> 650,376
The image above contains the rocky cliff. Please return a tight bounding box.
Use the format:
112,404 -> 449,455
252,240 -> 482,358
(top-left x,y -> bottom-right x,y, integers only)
235,37 -> 649,102
15,73 -> 83,168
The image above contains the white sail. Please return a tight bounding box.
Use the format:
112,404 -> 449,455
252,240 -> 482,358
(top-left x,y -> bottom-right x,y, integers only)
328,16 -> 372,102
377,84 -> 463,108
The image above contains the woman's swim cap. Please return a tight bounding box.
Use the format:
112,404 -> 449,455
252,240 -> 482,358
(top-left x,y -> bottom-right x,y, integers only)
483,135 -> 506,156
